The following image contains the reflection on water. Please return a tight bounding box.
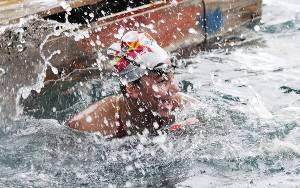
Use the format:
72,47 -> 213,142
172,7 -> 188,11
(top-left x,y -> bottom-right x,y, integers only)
1,0 -> 300,187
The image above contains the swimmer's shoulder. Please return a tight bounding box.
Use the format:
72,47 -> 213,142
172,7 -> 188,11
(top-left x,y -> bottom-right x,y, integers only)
69,95 -> 119,122
89,95 -> 121,116
66,95 -> 121,134
95,95 -> 118,108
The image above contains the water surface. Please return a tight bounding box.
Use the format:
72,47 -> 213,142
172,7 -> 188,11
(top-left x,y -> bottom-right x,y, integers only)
0,0 -> 300,187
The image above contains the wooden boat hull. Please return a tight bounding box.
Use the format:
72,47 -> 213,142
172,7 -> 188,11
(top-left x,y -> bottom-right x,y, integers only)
40,0 -> 262,82
0,0 -> 262,83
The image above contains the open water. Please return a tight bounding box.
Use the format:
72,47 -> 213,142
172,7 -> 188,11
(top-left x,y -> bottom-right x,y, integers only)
0,0 -> 300,187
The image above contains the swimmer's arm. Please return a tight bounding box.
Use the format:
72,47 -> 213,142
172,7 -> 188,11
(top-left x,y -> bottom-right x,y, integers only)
179,92 -> 202,106
66,101 -> 118,137
167,117 -> 200,131
164,93 -> 208,133
167,94 -> 203,131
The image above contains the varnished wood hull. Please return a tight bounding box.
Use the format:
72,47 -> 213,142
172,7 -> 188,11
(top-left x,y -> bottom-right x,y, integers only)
0,0 -> 262,83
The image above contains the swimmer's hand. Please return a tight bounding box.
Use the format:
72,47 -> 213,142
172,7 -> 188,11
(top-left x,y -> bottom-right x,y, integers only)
167,117 -> 200,132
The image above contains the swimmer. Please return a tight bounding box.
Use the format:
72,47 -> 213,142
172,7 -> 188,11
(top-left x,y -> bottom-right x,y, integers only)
67,31 -> 199,138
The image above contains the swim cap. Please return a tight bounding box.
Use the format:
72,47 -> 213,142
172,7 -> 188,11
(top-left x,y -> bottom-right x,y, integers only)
107,31 -> 170,84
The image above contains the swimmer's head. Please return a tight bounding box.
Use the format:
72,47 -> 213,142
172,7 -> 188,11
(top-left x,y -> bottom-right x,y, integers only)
107,31 -> 171,84
107,31 -> 180,119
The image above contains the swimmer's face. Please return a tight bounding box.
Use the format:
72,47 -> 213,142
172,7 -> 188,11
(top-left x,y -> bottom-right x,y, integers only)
131,70 -> 181,118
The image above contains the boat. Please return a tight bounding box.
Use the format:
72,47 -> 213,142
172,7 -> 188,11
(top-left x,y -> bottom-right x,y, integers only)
0,0 -> 262,82
0,0 -> 262,118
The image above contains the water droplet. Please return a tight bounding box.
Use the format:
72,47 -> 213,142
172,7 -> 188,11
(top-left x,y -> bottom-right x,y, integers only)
125,165 -> 134,172
89,13 -> 94,18
0,68 -> 5,77
7,41 -> 12,46
17,44 -> 23,52
254,25 -> 260,32
103,118 -> 109,126
85,115 -> 92,123
125,182 -> 133,187
51,66 -> 58,74
60,2 -> 72,12
145,23 -> 154,30
96,40 -> 101,45
152,85 -> 159,92
20,38 -> 25,44
171,0 -> 178,6
188,28 -> 198,34
153,122 -> 159,129
126,120 -> 132,127
90,40 -> 95,46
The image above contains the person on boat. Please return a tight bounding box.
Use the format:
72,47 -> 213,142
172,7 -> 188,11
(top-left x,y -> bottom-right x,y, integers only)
67,31 -> 199,138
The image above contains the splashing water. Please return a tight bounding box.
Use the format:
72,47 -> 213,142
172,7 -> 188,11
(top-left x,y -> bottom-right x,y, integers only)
0,0 -> 300,187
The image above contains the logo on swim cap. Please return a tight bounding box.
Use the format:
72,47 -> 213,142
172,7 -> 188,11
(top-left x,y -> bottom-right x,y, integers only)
107,31 -> 170,83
